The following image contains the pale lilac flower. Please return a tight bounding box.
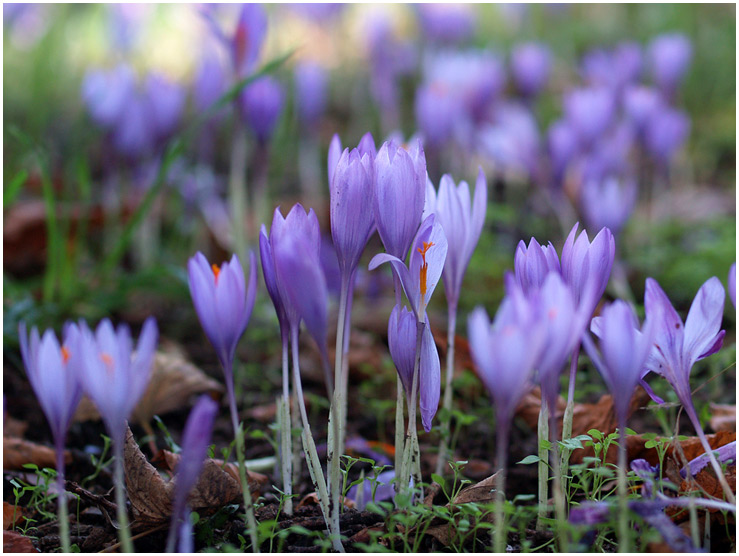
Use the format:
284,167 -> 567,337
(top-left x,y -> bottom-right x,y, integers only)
580,174 -> 637,237
240,76 -> 285,144
415,4 -> 476,44
623,85 -> 663,136
295,61 -> 328,127
81,64 -> 135,128
145,73 -> 185,140
645,106 -> 690,165
648,33 -> 692,97
513,237 -> 561,295
729,263 -> 736,308
511,42 -> 552,98
563,87 -> 616,146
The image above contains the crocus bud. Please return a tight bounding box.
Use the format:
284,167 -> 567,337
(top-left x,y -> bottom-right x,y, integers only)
259,225 -> 289,342
194,49 -> 227,114
295,61 -> 328,127
644,106 -> 690,165
648,33 -> 692,97
187,252 -> 257,370
564,86 -> 615,146
145,72 -> 185,140
415,82 -> 460,148
240,76 -> 285,144
513,237 -> 561,295
231,3 -> 267,77
387,305 -> 441,432
77,318 -> 158,441
374,140 -> 427,260
330,147 -> 375,275
623,86 -> 663,135
511,42 -> 552,98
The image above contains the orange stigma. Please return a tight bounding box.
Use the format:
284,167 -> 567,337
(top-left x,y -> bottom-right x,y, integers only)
417,241 -> 435,296
61,346 -> 70,364
100,352 -> 114,367
211,263 -> 221,283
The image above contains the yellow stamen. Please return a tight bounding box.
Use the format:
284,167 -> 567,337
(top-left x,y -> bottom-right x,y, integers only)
212,263 -> 221,284
61,346 -> 70,364
417,241 -> 435,296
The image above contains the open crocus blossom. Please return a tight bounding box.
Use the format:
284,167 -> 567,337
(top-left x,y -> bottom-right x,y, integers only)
78,317 -> 158,440
330,146 -> 376,276
188,252 -> 257,371
374,139 -> 427,261
560,223 -> 615,318
424,169 -> 487,309
643,276 -> 734,502
388,305 -> 441,432
586,300 -> 654,428
166,395 -> 219,553
369,214 -> 448,322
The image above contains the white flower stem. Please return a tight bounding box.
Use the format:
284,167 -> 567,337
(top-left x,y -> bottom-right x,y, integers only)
617,423 -> 630,553
55,441 -> 71,553
549,411 -> 568,552
401,320 -> 425,492
494,415 -> 509,553
112,437 -> 134,553
560,344 -> 580,481
280,332 -> 293,516
435,301 -> 458,477
536,399 -> 549,531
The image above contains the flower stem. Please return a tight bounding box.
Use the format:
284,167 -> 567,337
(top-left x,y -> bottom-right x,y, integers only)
401,320 -> 425,492
113,438 -> 133,554
392,273 -> 404,492
280,332 -> 293,516
560,344 -> 580,480
684,404 -> 736,504
617,423 -> 630,553
536,399 -> 549,531
549,411 -> 568,552
494,416 -> 509,553
55,442 -> 71,553
435,301 -> 458,477
229,119 -> 249,258
224,364 -> 260,552
291,329 -> 343,552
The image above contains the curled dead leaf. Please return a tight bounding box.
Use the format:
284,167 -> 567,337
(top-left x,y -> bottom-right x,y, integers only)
3,530 -> 37,553
3,437 -> 70,471
74,351 -> 223,424
709,404 -> 736,433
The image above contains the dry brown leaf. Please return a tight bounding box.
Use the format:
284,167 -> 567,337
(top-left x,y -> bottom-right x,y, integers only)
709,404 -> 736,433
3,414 -> 28,438
3,502 -> 23,530
3,437 -> 70,471
74,351 -> 223,424
452,472 -> 500,505
3,530 -> 37,552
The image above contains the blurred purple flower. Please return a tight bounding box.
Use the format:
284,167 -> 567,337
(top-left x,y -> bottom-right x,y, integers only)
424,169 -> 487,308
643,277 -> 725,412
729,263 -> 736,308
569,501 -> 611,527
648,33 -> 692,97
547,119 -> 579,186
193,48 -> 228,115
560,223 -> 615,318
478,102 -> 540,178
111,93 -> 154,159
18,323 -> 83,451
77,318 -> 158,442
623,85 -> 663,136
287,3 -> 345,23
166,395 -> 218,553
563,87 -> 616,146
585,300 -> 655,426
81,64 -> 135,129
373,139 -> 427,261
295,61 -> 328,127
681,441 -> 735,479
511,42 -> 552,98
369,214 -> 448,322
581,42 -> 642,92
580,174 -> 637,237
415,82 -> 462,148
240,76 -> 285,144
260,226 -> 290,342
631,459 -> 659,497
108,4 -> 150,52
513,237 -> 561,295
145,72 -> 185,140
330,147 -> 375,276
388,305 -> 441,432
415,4 -> 476,44
644,106 -> 690,165
231,4 -> 268,76
187,252 -> 258,370
345,470 -> 396,510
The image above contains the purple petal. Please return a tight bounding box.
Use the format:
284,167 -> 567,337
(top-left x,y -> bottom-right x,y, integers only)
419,322 -> 440,432
683,276 -> 725,367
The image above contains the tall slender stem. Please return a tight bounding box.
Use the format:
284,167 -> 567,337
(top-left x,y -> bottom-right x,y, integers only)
536,399 -> 549,531
684,404 -> 736,504
401,320 -> 425,491
435,301 -> 458,477
549,410 -> 568,552
280,330 -> 293,516
224,364 -> 260,552
561,344 -> 580,479
494,415 -> 509,553
55,440 -> 71,553
113,437 -> 133,553
229,120 -> 249,258
291,329 -> 344,552
617,422 -> 630,553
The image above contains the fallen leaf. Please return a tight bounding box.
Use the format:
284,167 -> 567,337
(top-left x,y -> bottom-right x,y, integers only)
3,437 -> 70,471
451,472 -> 500,505
709,404 -> 736,433
74,351 -> 223,424
3,502 -> 23,530
3,530 -> 36,552
3,414 -> 27,438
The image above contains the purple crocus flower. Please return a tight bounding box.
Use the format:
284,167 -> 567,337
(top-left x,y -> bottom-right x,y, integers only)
414,82 -> 462,149
644,106 -> 690,165
193,49 -> 227,114
415,3 -> 476,44
560,223 -> 615,318
166,395 -> 219,553
548,118 -> 579,186
579,174 -> 637,237
145,72 -> 185,141
648,33 -> 692,97
240,76 -> 285,144
388,305 -> 441,432
295,61 -> 328,127
424,169 -> 487,308
81,64 -> 135,129
729,263 -> 736,308
513,237 -> 561,295
202,3 -> 267,78
18,323 -> 83,452
328,132 -> 376,187
585,300 -> 655,426
581,42 -> 642,92
369,214 -> 448,322
187,252 -> 258,371
345,469 -> 396,511
330,147 -> 375,276
373,139 -> 427,261
623,85 -> 663,136
260,225 -> 289,343
511,42 -> 552,98
111,92 -> 154,159
563,87 -> 615,147
477,102 -> 540,178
